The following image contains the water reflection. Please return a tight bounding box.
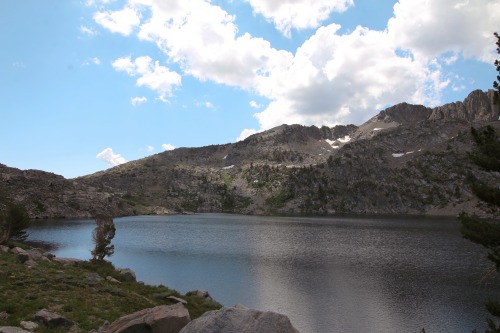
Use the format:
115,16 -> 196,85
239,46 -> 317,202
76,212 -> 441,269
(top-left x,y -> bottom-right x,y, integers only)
28,214 -> 497,333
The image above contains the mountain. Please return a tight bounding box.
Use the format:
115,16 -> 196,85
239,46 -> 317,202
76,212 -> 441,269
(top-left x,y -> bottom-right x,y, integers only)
1,89 -> 499,219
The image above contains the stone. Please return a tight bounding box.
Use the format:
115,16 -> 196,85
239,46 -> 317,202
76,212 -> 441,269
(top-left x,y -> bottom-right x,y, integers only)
0,327 -> 31,333
0,312 -> 9,321
17,253 -> 30,264
0,245 -> 9,253
106,303 -> 190,333
43,252 -> 55,260
19,321 -> 38,332
86,272 -> 103,282
9,247 -> 26,255
193,290 -> 212,300
106,276 -> 121,283
52,257 -> 82,266
26,249 -> 43,261
167,296 -> 187,305
116,268 -> 136,282
179,305 -> 301,333
34,309 -> 72,328
23,259 -> 38,268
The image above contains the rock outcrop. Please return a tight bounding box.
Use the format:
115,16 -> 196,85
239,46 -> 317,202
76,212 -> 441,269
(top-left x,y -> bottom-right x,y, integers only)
34,309 -> 72,328
106,304 -> 190,333
179,305 -> 301,333
429,89 -> 500,122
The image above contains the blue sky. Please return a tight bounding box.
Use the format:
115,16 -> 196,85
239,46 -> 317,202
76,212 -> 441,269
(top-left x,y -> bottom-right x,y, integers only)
1,0 -> 498,178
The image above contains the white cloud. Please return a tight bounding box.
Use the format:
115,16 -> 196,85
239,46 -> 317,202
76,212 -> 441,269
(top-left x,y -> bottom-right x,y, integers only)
82,57 -> 101,66
387,0 -> 500,62
133,0 -> 293,90
80,25 -> 98,36
96,148 -> 127,166
249,101 -> 261,109
95,0 -> 498,135
147,145 -> 154,152
246,0 -> 354,37
162,143 -> 176,151
255,25 -> 448,129
237,128 -> 258,141
131,96 -> 147,106
112,56 -> 181,101
94,7 -> 140,36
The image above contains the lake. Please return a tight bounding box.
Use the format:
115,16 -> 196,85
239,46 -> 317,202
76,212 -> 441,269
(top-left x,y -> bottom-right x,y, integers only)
28,213 -> 498,333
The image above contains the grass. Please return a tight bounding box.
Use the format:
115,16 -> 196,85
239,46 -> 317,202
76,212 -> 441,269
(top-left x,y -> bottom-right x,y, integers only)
0,247 -> 222,332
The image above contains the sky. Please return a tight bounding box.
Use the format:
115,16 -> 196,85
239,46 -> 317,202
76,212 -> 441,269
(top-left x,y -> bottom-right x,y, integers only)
1,0 -> 499,179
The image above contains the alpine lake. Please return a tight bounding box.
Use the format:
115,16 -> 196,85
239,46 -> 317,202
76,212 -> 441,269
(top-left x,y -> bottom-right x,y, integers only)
27,213 -> 499,333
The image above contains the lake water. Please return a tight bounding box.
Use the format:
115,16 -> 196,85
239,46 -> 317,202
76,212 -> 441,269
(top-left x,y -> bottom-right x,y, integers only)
28,214 -> 499,333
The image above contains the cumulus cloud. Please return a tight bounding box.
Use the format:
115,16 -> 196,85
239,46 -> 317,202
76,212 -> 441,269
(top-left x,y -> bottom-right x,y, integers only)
112,56 -> 181,101
246,0 -> 353,37
131,96 -> 147,106
387,0 -> 500,62
147,145 -> 154,152
237,128 -> 258,142
96,148 -> 127,166
95,0 -> 498,134
162,143 -> 175,151
132,0 -> 293,90
255,25 -> 448,129
94,7 -> 140,35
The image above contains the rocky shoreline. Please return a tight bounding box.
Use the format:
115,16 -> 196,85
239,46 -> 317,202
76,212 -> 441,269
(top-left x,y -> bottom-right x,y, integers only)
0,245 -> 300,333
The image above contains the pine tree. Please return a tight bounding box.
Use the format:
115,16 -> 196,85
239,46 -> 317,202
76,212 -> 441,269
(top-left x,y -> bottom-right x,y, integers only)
90,215 -> 116,261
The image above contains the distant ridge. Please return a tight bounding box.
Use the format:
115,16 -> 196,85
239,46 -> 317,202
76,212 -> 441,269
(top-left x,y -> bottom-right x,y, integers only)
1,89 -> 499,218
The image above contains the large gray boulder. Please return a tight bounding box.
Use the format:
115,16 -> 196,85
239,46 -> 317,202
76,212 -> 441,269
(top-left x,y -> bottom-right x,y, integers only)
179,305 -> 301,333
34,309 -> 72,328
106,303 -> 190,333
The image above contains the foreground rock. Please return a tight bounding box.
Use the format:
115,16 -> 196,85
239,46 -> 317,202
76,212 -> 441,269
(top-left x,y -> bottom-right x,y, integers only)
0,327 -> 31,333
106,303 -> 190,333
179,305 -> 301,333
34,309 -> 72,328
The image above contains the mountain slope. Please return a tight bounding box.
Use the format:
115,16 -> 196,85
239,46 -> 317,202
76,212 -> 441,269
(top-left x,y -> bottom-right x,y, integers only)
2,89 -> 499,218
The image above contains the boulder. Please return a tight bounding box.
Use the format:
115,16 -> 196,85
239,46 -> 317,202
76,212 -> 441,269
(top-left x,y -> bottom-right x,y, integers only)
0,312 -> 8,321
26,249 -> 43,261
23,259 -> 38,268
34,309 -> 72,328
106,276 -> 121,283
17,253 -> 30,264
86,272 -> 103,283
0,327 -> 31,333
194,290 -> 211,300
179,305 -> 301,333
116,268 -> 136,282
167,296 -> 187,305
19,321 -> 38,332
52,257 -> 82,266
106,303 -> 190,333
0,245 -> 9,253
9,247 -> 26,255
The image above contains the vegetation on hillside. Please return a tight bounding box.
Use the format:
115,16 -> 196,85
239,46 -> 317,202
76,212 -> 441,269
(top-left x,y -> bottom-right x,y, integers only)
0,246 -> 221,332
460,32 -> 500,333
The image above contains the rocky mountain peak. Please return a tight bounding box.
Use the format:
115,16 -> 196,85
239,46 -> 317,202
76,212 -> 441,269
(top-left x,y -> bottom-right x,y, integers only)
376,103 -> 432,124
429,89 -> 499,122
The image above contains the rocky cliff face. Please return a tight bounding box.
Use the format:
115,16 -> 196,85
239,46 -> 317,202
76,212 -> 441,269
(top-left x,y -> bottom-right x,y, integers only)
2,90 -> 499,218
0,164 -> 135,219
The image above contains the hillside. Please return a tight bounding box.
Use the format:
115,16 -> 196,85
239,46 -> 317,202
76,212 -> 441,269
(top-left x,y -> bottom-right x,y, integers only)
1,89 -> 499,218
